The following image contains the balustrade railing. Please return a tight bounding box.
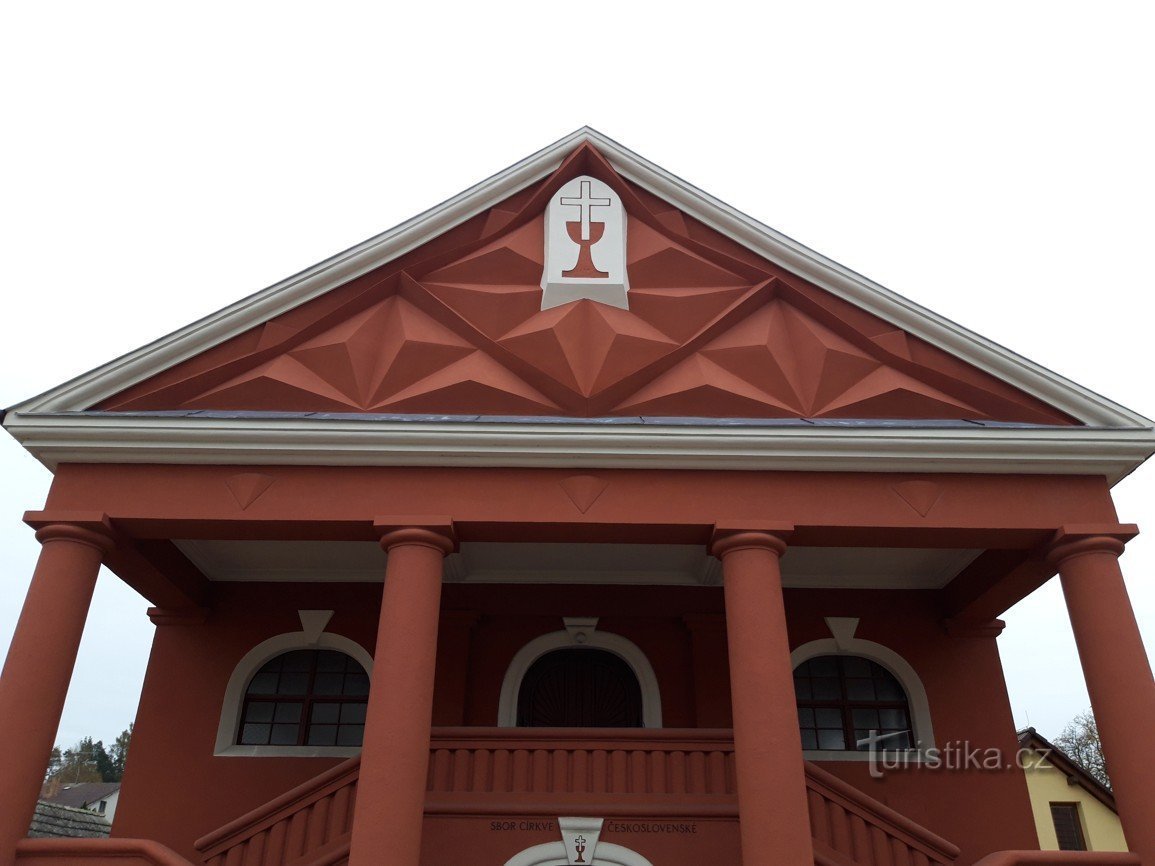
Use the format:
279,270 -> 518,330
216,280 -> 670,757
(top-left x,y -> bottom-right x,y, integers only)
194,728 -> 960,866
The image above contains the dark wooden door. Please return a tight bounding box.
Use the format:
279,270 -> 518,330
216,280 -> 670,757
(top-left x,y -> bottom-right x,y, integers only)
516,648 -> 644,727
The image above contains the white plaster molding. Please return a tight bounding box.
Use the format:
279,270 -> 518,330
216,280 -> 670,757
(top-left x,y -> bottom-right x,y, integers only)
504,819 -> 652,866
7,412 -> 1153,484
497,622 -> 663,728
5,128 -> 1151,434
563,617 -> 599,643
791,632 -> 936,758
297,610 -> 333,644
503,842 -> 653,866
541,176 -> 629,310
559,817 -> 603,865
824,616 -> 860,650
214,628 -> 373,758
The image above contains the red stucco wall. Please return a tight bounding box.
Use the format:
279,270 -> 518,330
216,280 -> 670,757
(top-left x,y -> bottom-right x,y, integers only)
113,580 -> 1037,863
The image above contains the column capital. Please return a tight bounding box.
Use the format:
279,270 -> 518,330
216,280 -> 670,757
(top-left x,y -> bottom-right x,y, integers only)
374,516 -> 456,556
25,512 -> 117,557
1046,523 -> 1137,567
710,523 -> 793,559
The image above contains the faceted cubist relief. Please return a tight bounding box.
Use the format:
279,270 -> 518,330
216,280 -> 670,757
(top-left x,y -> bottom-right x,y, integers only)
98,144 -> 1075,425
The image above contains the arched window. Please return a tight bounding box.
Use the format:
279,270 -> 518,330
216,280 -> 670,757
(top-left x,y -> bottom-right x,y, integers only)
497,619 -> 663,728
794,655 -> 912,752
237,649 -> 369,748
517,648 -> 644,728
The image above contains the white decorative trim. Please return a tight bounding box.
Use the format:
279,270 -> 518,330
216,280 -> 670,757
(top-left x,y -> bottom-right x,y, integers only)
541,176 -> 630,311
503,843 -> 653,866
825,616 -> 860,650
214,628 -> 373,758
792,625 -> 936,760
4,128 -> 1151,435
559,816 -> 604,865
6,412 -> 1154,484
505,819 -> 652,866
563,617 -> 599,643
297,610 -> 333,644
497,621 -> 662,728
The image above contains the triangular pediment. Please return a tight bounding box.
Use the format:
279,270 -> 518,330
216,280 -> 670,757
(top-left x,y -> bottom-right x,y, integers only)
7,127 -> 1153,472
81,140 -> 1078,425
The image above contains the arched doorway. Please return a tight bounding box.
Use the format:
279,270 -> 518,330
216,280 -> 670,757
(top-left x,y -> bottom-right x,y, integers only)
503,842 -> 654,866
516,648 -> 644,727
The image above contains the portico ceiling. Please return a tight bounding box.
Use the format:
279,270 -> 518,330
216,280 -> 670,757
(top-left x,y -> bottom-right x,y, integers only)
173,540 -> 980,590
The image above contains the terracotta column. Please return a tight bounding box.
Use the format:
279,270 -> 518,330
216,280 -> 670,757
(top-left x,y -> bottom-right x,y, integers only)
1048,529 -> 1155,862
0,521 -> 114,866
348,520 -> 455,866
711,525 -> 813,866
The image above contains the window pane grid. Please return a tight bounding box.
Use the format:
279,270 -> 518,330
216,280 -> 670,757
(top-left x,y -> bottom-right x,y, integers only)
794,655 -> 913,752
239,650 -> 368,748
1050,803 -> 1087,851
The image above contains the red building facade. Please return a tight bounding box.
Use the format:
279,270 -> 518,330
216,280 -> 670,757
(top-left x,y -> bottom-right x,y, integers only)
2,130 -> 1152,866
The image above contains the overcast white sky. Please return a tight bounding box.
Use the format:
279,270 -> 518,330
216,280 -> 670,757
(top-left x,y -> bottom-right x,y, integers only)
1,3 -> 1152,750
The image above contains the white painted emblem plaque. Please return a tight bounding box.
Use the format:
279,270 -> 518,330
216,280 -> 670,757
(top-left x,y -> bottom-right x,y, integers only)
541,175 -> 629,311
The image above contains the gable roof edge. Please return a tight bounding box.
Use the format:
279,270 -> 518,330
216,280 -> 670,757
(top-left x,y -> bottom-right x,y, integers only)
1017,727 -> 1116,812
7,128 -> 1151,431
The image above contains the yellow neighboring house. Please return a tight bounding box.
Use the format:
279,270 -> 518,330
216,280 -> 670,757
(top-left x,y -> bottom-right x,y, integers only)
1017,728 -> 1127,853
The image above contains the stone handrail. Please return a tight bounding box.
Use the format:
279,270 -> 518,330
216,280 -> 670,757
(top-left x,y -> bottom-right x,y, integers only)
17,838 -> 199,866
969,854 -> 1139,866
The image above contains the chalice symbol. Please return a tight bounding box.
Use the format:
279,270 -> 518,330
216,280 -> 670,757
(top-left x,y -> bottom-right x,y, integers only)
560,180 -> 611,279
573,834 -> 587,863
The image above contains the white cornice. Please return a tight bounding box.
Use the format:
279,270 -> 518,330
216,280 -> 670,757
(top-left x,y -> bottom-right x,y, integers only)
5,127 -> 1151,432
6,413 -> 1153,484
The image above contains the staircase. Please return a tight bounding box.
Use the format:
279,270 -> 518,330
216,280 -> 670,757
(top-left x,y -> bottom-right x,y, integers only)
194,728 -> 959,866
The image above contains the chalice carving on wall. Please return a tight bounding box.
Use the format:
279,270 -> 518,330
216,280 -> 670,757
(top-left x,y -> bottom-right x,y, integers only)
561,180 -> 611,279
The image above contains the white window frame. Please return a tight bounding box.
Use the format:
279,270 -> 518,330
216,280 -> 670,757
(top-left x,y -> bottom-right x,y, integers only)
791,619 -> 936,762
497,618 -> 663,728
214,630 -> 373,757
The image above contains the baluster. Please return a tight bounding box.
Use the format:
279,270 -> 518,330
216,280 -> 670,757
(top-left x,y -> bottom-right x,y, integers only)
512,749 -> 530,792
806,789 -> 829,847
471,747 -> 492,793
650,748 -> 667,794
828,802 -> 851,856
629,750 -> 647,794
669,750 -> 686,795
891,836 -> 913,866
687,750 -> 707,795
591,749 -> 608,794
430,749 -> 452,791
493,749 -> 511,793
572,750 -> 589,794
452,748 -> 472,792
610,750 -> 628,793
329,785 -> 352,838
307,797 -> 331,850
532,749 -> 550,791
242,830 -> 266,866
707,750 -> 727,794
849,814 -> 872,864
289,809 -> 312,860
870,825 -> 893,866
264,818 -> 288,866
552,748 -> 570,793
